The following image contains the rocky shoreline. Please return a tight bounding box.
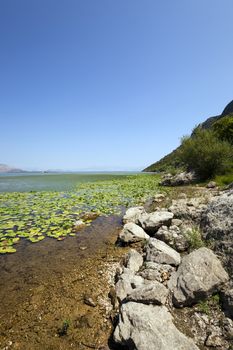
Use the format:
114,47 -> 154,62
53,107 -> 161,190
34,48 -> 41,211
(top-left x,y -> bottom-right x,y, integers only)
108,184 -> 233,349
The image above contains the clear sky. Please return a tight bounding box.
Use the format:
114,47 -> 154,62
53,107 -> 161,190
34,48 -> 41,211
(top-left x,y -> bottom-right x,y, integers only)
1,0 -> 233,171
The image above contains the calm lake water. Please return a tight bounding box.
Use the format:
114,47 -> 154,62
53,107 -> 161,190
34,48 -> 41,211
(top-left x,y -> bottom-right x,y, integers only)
0,172 -> 138,192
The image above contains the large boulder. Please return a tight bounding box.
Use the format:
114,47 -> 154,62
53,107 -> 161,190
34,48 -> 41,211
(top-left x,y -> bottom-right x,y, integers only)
201,190 -> 233,241
123,207 -> 146,224
118,223 -> 149,243
168,247 -> 229,307
126,281 -> 169,305
160,172 -> 196,186
114,302 -> 199,350
200,190 -> 233,277
146,238 -> 181,266
139,211 -> 174,234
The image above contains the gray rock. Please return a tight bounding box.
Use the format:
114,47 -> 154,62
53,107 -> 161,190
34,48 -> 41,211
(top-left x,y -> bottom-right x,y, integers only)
222,318 -> 233,340
139,268 -> 162,282
168,247 -> 229,307
139,211 -> 174,233
206,181 -> 217,189
220,288 -> 233,319
114,302 -> 199,350
200,190 -> 233,277
169,197 -> 209,222
201,190 -> 233,241
174,235 -> 189,252
160,172 -> 196,186
146,238 -> 181,266
139,262 -> 174,283
115,268 -> 144,302
169,225 -> 181,234
143,261 -> 175,272
119,222 -> 149,243
205,326 -> 225,347
144,193 -> 166,212
154,225 -> 189,252
155,225 -> 174,244
126,281 -> 169,305
123,207 -> 146,224
124,249 -> 143,273
172,218 -> 183,227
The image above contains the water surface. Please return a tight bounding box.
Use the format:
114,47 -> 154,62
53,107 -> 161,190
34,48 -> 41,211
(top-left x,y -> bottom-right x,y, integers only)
0,172 -> 138,192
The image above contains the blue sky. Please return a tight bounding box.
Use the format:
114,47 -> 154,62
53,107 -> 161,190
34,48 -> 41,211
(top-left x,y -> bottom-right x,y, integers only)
0,0 -> 233,171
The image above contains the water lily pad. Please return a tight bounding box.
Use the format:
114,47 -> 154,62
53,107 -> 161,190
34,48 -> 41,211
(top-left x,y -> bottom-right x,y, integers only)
0,174 -> 162,252
28,236 -> 45,243
0,246 -> 17,254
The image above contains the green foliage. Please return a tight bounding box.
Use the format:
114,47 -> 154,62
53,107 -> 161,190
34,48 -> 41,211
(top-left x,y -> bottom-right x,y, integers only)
197,294 -> 220,315
0,174 -> 161,253
212,114 -> 233,144
184,227 -> 205,251
197,300 -> 210,314
178,128 -> 233,180
214,173 -> 233,186
143,148 -> 184,173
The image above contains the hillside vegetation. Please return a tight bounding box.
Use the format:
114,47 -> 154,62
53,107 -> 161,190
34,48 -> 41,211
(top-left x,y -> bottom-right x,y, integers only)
143,101 -> 233,180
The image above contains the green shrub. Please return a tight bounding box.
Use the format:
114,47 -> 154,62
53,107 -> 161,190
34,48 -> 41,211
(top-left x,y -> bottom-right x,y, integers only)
214,173 -> 233,186
212,115 -> 233,144
184,227 -> 205,251
178,129 -> 233,180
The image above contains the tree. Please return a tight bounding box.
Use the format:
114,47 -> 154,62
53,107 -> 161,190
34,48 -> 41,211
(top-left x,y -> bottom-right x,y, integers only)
178,128 -> 233,180
212,115 -> 233,144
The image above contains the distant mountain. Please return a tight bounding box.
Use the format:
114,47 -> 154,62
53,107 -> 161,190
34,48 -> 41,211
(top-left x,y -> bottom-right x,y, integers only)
0,164 -> 25,173
143,100 -> 233,172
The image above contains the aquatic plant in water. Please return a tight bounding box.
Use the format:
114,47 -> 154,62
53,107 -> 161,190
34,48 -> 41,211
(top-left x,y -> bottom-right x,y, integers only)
0,174 -> 161,253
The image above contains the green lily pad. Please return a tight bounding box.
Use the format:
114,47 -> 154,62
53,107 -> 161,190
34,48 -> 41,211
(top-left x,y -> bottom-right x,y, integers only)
0,174 -> 162,253
0,246 -> 17,254
27,236 -> 45,243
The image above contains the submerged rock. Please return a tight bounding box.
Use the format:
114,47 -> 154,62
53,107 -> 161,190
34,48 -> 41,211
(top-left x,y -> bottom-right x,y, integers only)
113,302 -> 199,350
168,247 -> 229,307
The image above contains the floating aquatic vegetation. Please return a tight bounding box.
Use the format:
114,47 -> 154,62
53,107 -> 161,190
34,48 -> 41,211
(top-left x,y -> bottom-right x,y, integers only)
0,174 -> 161,253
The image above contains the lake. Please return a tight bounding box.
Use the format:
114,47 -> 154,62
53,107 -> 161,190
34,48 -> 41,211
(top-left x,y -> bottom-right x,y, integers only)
0,172 -> 139,192
0,172 -> 161,348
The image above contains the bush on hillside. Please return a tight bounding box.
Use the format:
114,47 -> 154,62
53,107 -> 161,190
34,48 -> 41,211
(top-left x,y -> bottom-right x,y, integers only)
178,128 -> 233,180
212,115 -> 233,144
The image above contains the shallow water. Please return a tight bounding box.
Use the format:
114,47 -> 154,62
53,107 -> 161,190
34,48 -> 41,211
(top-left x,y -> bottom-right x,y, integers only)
0,172 -> 138,192
0,215 -> 126,350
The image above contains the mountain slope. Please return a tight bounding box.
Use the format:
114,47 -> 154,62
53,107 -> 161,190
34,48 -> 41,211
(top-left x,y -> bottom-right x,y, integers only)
0,164 -> 24,173
143,100 -> 233,172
